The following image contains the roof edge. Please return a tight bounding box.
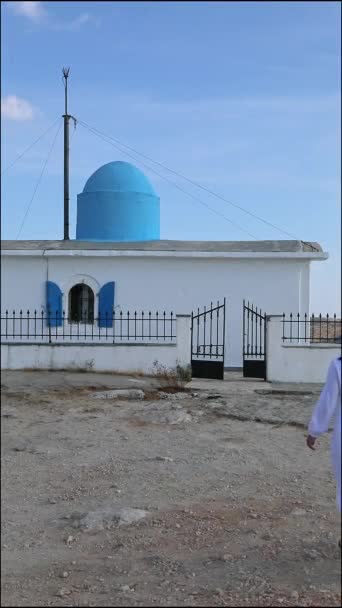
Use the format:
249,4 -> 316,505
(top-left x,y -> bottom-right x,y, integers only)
1,239 -> 324,254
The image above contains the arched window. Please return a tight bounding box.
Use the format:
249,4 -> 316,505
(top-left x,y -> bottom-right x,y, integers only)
68,284 -> 94,323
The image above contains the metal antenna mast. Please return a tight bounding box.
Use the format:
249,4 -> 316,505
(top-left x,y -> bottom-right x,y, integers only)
62,67 -> 71,240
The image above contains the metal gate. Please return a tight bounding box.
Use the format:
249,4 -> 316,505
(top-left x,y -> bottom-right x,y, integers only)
191,299 -> 226,380
243,301 -> 267,380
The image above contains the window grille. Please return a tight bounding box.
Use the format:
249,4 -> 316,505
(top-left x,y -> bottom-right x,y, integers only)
68,284 -> 94,324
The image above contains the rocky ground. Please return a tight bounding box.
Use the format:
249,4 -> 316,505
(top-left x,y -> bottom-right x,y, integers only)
1,370 -> 341,607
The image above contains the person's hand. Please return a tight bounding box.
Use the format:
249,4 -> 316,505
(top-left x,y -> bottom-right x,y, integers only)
306,435 -> 316,450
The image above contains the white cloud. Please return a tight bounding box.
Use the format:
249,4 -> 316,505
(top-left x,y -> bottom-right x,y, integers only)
6,1 -> 101,30
1,95 -> 35,121
7,1 -> 45,21
52,12 -> 102,31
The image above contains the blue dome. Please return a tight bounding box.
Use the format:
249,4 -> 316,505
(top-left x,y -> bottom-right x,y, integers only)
83,161 -> 157,196
76,160 -> 160,242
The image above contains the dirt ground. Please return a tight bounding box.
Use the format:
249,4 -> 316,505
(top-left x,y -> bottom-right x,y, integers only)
1,370 -> 341,607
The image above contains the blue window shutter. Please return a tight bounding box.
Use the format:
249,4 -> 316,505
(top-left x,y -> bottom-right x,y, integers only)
46,281 -> 62,327
98,282 -> 115,327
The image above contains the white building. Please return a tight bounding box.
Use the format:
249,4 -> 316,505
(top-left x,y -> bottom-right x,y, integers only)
1,242 -> 327,368
1,161 -> 328,369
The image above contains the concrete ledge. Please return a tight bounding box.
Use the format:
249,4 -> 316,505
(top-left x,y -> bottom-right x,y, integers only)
1,341 -> 176,347
282,344 -> 339,349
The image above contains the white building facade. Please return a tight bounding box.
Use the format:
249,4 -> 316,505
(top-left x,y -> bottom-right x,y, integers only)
1,239 -> 327,367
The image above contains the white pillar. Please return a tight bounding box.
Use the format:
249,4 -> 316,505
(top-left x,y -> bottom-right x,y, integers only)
176,314 -> 192,368
266,315 -> 283,382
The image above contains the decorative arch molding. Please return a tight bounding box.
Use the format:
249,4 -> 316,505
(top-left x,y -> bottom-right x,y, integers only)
60,274 -> 101,313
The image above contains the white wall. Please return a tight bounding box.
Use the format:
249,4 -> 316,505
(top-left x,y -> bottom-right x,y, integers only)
1,253 -> 312,367
1,256 -> 47,311
1,315 -> 191,374
1,343 -> 176,374
266,316 -> 340,383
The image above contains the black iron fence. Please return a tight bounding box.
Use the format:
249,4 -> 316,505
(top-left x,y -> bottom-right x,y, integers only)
1,310 -> 176,343
282,313 -> 341,344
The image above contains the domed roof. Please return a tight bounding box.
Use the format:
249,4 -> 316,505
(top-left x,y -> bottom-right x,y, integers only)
83,161 -> 157,196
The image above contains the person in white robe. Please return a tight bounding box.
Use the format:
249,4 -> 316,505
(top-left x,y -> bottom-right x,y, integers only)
307,356 -> 341,544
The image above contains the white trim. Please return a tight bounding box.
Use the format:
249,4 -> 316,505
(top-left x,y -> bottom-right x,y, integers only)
282,343 -> 340,349
60,274 -> 101,297
1,249 -> 329,260
60,274 -> 101,323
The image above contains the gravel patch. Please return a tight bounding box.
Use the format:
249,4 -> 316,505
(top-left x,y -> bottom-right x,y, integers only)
1,370 -> 340,607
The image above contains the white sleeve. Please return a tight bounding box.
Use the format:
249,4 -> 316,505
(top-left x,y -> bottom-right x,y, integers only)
308,360 -> 340,438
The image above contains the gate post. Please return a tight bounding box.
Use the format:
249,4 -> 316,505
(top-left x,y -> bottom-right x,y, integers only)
265,315 -> 283,382
176,315 -> 192,369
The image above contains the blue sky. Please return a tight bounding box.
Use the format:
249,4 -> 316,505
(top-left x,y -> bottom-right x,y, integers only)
1,1 -> 341,312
